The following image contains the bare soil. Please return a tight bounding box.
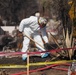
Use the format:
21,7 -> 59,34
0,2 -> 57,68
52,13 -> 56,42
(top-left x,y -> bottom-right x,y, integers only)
0,56 -> 68,75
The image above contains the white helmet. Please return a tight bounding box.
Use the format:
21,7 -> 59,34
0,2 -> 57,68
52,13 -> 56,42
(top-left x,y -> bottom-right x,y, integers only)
38,17 -> 47,24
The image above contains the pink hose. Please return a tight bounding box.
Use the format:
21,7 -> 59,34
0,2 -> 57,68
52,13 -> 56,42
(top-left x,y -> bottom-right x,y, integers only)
11,64 -> 58,75
11,63 -> 70,75
52,67 -> 68,71
0,47 -> 75,56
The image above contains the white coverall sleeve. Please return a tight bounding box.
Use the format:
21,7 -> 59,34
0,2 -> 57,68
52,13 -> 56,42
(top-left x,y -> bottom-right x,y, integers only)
19,18 -> 30,32
40,27 -> 49,43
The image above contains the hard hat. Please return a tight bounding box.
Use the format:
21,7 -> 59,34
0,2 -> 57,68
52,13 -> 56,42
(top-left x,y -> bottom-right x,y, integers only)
38,17 -> 47,24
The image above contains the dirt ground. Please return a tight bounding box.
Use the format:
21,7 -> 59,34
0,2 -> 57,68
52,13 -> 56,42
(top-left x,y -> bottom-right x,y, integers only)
0,68 -> 67,75
0,56 -> 69,75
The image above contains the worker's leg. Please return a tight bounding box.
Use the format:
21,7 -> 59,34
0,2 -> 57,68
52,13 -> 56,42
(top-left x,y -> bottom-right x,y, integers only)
22,28 -> 31,60
21,36 -> 30,60
33,32 -> 49,58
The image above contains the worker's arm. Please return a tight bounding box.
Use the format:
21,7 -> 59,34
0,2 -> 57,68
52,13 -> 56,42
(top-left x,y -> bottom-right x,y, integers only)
19,18 -> 30,32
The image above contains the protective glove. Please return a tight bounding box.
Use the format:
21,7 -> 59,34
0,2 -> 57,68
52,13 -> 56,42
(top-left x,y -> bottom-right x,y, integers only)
44,43 -> 51,50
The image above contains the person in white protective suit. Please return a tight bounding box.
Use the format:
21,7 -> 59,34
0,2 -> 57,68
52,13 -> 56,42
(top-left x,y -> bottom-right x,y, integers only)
19,13 -> 50,61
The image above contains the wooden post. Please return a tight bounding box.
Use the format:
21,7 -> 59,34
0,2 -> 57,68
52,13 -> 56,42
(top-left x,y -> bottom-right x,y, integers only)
27,50 -> 29,75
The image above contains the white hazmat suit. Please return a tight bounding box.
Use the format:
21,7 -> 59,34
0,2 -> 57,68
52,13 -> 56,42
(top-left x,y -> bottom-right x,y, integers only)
19,16 -> 49,60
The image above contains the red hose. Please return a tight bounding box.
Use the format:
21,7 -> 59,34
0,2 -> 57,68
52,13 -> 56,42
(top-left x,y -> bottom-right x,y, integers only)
62,63 -> 70,66
52,67 -> 68,71
11,64 -> 58,75
11,64 -> 70,75
51,63 -> 71,71
0,47 -> 76,56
